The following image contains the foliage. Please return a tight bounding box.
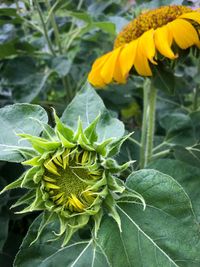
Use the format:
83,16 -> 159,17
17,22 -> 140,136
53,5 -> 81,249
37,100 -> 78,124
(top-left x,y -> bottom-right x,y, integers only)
0,0 -> 200,266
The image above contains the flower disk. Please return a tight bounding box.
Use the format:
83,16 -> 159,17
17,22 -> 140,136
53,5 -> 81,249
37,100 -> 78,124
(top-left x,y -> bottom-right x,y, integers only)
88,5 -> 200,87
43,148 -> 104,213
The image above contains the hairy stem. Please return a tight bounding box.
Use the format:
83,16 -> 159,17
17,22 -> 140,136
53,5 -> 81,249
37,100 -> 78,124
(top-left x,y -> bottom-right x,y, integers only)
146,85 -> 157,163
35,0 -> 56,56
139,79 -> 150,169
45,0 -> 73,102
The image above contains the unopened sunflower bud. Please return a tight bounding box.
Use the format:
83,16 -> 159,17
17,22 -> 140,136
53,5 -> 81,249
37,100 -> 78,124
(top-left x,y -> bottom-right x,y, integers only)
1,110 -> 144,246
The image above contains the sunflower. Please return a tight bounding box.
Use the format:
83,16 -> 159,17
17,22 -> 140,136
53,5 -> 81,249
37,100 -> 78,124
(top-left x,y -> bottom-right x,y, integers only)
0,110 -> 144,246
88,5 -> 200,87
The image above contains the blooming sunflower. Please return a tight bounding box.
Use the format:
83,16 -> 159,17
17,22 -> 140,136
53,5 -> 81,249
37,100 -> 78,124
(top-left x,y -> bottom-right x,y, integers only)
0,110 -> 144,246
88,5 -> 200,87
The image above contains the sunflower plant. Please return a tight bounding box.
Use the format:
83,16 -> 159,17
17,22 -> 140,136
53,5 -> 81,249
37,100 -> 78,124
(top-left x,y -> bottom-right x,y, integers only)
1,2 -> 200,267
0,83 -> 200,266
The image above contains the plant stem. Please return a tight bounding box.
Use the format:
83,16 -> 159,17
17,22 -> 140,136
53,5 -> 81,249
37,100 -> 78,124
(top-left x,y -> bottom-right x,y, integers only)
146,85 -> 157,163
153,141 -> 167,152
193,86 -> 199,111
151,149 -> 170,160
45,0 -> 73,102
35,0 -> 56,56
128,137 -> 141,147
139,79 -> 150,169
45,0 -> 63,54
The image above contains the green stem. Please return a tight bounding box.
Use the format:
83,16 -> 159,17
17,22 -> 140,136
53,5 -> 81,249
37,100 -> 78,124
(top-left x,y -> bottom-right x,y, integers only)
151,149 -> 170,160
146,85 -> 157,163
193,86 -> 199,111
128,137 -> 141,147
45,0 -> 73,102
45,0 -> 63,54
139,79 -> 150,169
34,0 -> 56,56
153,141 -> 167,152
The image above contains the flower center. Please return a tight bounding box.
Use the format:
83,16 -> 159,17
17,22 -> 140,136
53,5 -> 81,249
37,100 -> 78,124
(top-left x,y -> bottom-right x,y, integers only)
114,5 -> 192,48
42,148 -> 102,212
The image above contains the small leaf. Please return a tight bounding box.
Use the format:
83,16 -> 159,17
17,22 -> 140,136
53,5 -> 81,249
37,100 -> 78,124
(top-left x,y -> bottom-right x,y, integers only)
107,132 -> 133,157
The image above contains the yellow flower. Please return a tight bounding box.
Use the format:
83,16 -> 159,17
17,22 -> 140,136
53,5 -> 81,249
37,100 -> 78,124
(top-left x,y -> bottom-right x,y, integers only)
88,5 -> 200,87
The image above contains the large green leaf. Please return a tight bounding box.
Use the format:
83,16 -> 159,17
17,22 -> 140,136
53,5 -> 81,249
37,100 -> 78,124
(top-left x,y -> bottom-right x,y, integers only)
0,104 -> 48,162
148,159 -> 200,221
14,169 -> 200,266
3,57 -> 50,102
61,82 -> 124,141
173,145 -> 200,169
159,112 -> 192,134
117,169 -> 200,267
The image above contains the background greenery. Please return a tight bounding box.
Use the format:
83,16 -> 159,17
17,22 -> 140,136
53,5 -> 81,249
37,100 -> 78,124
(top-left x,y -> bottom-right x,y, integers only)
0,0 -> 200,266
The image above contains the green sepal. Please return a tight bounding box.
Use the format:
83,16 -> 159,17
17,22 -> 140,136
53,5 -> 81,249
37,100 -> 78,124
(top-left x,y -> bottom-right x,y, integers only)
18,166 -> 44,187
31,117 -> 57,141
104,194 -> 122,232
95,138 -> 113,156
102,158 -> 135,173
107,174 -> 125,194
62,215 -> 90,247
18,133 -> 61,153
56,131 -> 76,148
107,132 -> 134,157
30,211 -> 56,246
53,109 -> 74,141
119,188 -> 146,210
86,175 -> 107,191
15,147 -> 38,160
84,114 -> 100,144
11,190 -> 36,209
92,209 -> 103,238
41,123 -> 57,140
32,167 -> 44,184
22,156 -> 41,166
15,187 -> 44,213
75,119 -> 94,151
78,134 -> 95,151
53,109 -> 76,148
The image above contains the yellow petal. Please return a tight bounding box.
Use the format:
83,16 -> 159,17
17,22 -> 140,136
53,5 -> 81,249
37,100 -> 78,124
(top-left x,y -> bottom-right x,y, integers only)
154,25 -> 177,59
100,47 -> 121,84
119,40 -> 137,77
68,194 -> 85,212
168,19 -> 199,49
113,48 -> 126,83
88,52 -> 111,87
45,182 -> 60,190
179,11 -> 200,24
53,157 -> 63,167
44,160 -> 60,176
92,52 -> 110,70
52,192 -> 65,201
55,195 -> 65,205
141,29 -> 156,64
134,29 -> 156,76
43,175 -> 57,183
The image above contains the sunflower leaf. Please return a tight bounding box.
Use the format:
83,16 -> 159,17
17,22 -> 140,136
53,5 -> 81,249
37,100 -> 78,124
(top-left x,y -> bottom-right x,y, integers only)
0,104 -> 48,162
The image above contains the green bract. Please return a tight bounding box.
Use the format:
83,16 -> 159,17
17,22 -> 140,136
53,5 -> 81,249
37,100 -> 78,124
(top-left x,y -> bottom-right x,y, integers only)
0,109 -> 144,246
